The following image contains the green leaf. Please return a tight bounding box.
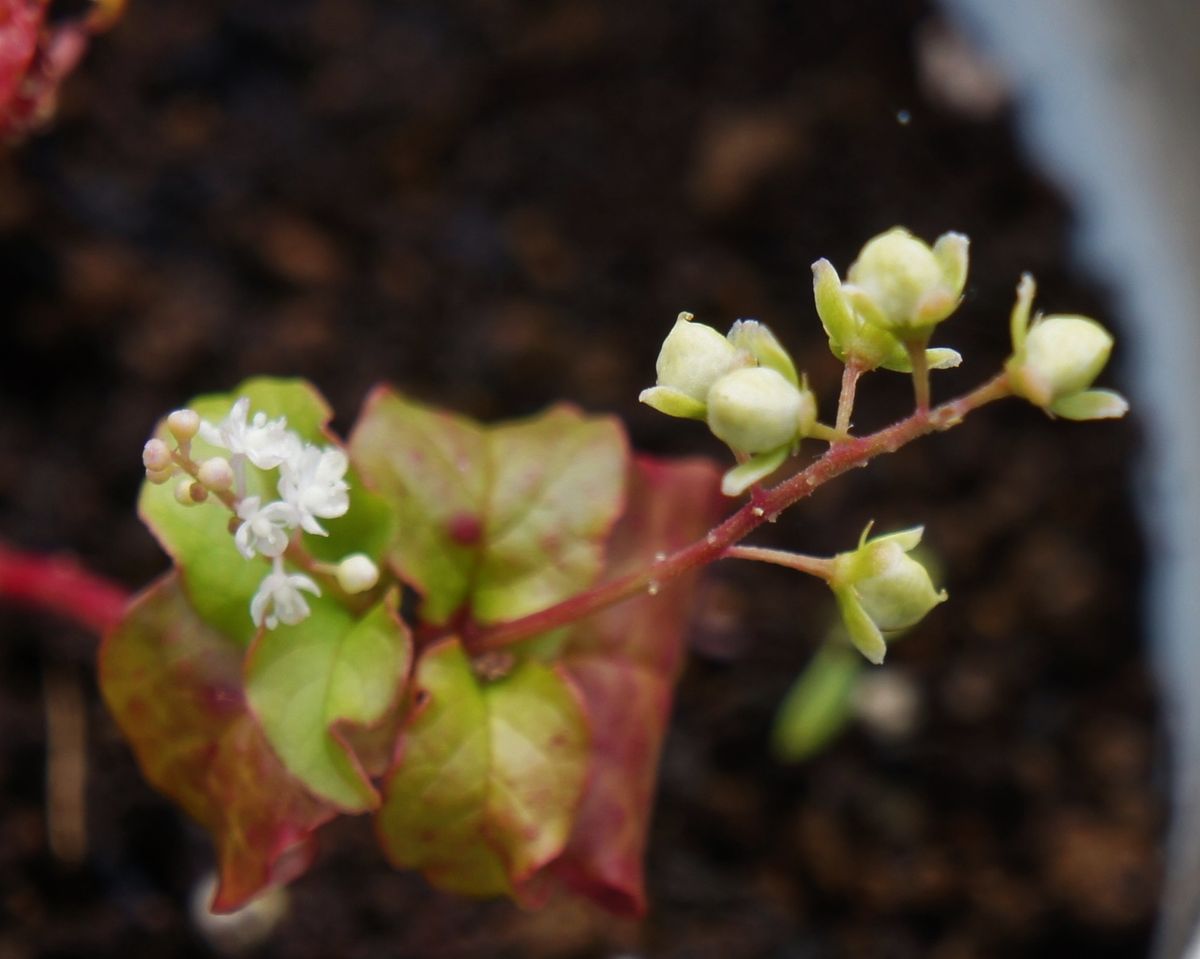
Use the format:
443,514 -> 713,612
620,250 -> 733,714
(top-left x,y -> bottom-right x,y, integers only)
139,377 -> 395,643
244,591 -> 412,811
377,638 -> 589,898
349,388 -> 627,627
552,455 -> 725,915
99,574 -> 336,911
771,639 -> 863,762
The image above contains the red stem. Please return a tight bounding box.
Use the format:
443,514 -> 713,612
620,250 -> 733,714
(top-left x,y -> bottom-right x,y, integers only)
466,372 -> 1010,652
0,544 -> 129,633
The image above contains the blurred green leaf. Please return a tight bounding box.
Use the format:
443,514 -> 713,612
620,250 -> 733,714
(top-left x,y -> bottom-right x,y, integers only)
377,638 -> 589,898
349,388 -> 627,627
771,639 -> 863,762
244,591 -> 412,811
99,574 -> 336,911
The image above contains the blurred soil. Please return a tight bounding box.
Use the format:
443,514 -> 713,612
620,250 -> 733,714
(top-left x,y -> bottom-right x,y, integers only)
0,1 -> 1159,957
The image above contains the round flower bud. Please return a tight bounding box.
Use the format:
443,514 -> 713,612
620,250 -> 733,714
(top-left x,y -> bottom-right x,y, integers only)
706,367 -> 811,454
145,466 -> 175,485
336,554 -> 380,594
830,526 -> 947,664
655,313 -> 747,403
842,538 -> 945,633
197,456 -> 235,492
174,478 -> 204,506
845,228 -> 967,337
167,408 -> 201,443
142,438 -> 172,471
1007,315 -> 1113,408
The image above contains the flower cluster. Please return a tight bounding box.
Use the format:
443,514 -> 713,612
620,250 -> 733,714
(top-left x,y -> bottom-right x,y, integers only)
813,227 -> 968,375
638,225 -> 1126,666
142,397 -> 377,631
639,314 -> 838,496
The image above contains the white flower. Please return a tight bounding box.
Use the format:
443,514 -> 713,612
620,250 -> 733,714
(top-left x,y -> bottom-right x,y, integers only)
278,445 -> 350,536
250,567 -> 321,630
234,496 -> 299,559
199,398 -> 299,470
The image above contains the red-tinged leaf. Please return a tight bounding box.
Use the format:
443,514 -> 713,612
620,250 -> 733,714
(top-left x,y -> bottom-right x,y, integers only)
0,1 -> 42,111
99,573 -> 337,912
552,454 -> 725,915
349,388 -> 628,628
243,591 -> 413,812
1,0 -> 125,143
376,638 -> 589,900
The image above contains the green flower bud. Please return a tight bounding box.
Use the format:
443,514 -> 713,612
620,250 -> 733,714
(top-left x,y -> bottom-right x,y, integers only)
830,525 -> 946,664
843,227 -> 968,339
814,258 -> 964,374
706,366 -> 814,455
1005,275 -> 1128,421
639,312 -> 749,419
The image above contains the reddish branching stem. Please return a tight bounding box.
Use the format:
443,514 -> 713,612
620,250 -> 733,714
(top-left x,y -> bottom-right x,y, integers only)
0,543 -> 129,633
466,372 -> 1011,652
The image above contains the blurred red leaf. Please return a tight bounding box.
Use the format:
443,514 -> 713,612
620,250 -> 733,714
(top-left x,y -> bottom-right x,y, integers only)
99,573 -> 337,912
0,0 -> 124,142
552,454 -> 725,915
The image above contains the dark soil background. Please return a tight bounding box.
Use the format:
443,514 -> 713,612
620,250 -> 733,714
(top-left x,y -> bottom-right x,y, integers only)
0,1 -> 1159,957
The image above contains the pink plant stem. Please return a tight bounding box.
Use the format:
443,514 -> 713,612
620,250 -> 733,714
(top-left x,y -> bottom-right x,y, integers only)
835,359 -> 865,436
0,544 -> 129,633
468,372 -> 1011,652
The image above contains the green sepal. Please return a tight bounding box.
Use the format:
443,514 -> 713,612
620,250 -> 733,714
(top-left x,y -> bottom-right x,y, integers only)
720,445 -> 789,497
833,585 -> 887,665
1049,388 -> 1130,421
638,386 -> 708,420
727,319 -> 799,386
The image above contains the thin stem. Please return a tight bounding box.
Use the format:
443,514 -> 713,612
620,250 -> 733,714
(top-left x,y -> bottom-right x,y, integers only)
907,342 -> 930,412
723,545 -> 833,580
0,543 -> 129,633
835,360 -> 865,435
467,371 -> 1011,652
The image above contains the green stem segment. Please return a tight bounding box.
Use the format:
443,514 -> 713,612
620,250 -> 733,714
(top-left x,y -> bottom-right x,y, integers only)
723,545 -> 833,580
466,371 -> 1012,652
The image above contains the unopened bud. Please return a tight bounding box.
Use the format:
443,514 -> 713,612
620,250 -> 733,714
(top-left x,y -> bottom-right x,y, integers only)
844,227 -> 967,338
830,526 -> 946,664
639,313 -> 750,419
1005,276 -> 1128,421
706,367 -> 813,454
197,456 -> 235,492
142,438 -> 172,471
336,554 -> 379,594
167,409 -> 201,443
145,466 -> 175,485
174,478 -> 206,506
